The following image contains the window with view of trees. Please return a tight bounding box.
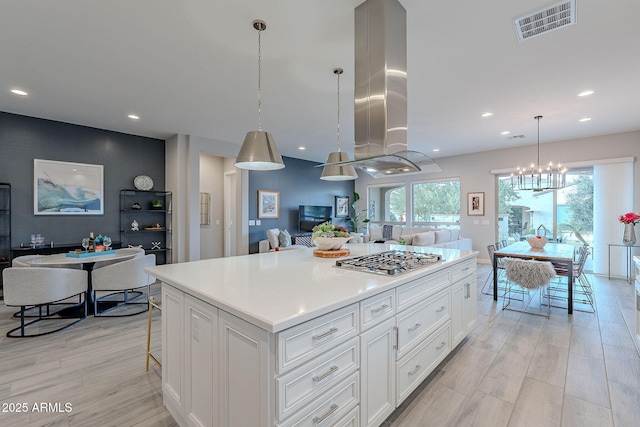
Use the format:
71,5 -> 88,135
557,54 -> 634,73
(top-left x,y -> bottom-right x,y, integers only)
412,179 -> 461,225
368,184 -> 406,223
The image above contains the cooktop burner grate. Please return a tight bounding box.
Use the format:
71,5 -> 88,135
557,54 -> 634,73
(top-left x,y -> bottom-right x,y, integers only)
335,250 -> 442,276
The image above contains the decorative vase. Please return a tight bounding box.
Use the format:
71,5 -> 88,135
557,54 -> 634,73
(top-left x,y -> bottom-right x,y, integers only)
623,223 -> 636,246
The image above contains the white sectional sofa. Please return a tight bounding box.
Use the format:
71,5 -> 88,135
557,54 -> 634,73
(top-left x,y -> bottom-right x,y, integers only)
258,228 -> 309,253
365,224 -> 472,250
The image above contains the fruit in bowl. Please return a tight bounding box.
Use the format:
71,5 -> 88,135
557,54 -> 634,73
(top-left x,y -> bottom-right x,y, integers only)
527,235 -> 548,250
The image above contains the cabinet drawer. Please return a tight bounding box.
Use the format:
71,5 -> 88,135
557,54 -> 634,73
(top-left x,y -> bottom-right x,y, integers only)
450,259 -> 476,282
277,304 -> 359,373
360,289 -> 395,330
396,288 -> 450,358
276,338 -> 359,421
277,372 -> 360,427
397,322 -> 451,404
332,405 -> 360,427
397,269 -> 450,311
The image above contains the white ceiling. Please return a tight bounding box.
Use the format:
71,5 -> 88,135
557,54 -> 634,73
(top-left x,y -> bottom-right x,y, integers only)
1,0 -> 639,164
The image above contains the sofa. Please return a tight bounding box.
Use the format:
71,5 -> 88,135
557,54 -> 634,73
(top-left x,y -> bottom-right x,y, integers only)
258,228 -> 309,253
365,224 -> 472,250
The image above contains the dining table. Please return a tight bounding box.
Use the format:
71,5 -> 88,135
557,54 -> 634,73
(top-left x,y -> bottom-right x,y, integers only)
493,241 -> 576,314
25,248 -> 143,311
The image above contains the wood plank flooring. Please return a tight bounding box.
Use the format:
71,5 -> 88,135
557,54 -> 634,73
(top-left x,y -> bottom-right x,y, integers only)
0,265 -> 638,427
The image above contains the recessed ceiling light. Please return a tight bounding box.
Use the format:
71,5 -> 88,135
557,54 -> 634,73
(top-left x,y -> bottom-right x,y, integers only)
578,90 -> 594,97
481,112 -> 493,117
432,148 -> 440,152
579,117 -> 592,122
501,131 -> 510,135
128,114 -> 140,120
298,146 -> 306,150
10,89 -> 28,96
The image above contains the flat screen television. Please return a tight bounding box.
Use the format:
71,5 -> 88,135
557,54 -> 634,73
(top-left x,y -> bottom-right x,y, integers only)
298,205 -> 333,232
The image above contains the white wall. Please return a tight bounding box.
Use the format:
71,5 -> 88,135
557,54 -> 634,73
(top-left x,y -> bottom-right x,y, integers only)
199,154 -> 225,259
165,134 -> 248,262
355,130 -> 640,264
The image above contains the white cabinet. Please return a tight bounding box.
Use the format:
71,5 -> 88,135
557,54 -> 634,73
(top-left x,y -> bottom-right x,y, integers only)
360,317 -> 396,427
163,286 -> 219,427
162,255 -> 478,427
218,311 -> 272,427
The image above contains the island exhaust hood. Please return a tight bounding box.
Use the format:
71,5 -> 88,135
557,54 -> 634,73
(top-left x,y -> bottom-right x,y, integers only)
319,0 -> 441,178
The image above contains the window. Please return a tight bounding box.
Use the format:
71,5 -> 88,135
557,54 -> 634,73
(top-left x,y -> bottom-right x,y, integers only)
368,184 -> 406,224
412,179 -> 460,227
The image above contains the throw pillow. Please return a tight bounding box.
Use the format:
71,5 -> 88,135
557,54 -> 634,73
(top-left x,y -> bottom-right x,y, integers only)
399,234 -> 415,245
266,228 -> 280,249
278,229 -> 292,247
369,224 -> 383,241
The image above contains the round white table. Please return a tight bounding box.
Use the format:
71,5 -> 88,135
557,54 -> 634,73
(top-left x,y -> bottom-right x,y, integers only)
26,248 -> 144,313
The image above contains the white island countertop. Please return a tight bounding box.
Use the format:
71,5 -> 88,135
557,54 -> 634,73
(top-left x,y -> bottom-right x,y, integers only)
146,243 -> 477,333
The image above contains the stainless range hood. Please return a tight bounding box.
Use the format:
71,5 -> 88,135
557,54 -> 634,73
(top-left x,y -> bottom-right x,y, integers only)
319,0 -> 441,178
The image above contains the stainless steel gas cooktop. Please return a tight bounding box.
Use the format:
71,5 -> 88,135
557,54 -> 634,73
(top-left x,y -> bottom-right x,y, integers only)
335,250 -> 442,276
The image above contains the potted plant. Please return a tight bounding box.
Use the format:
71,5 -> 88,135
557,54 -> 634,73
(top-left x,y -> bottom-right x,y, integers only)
151,200 -> 163,210
348,192 -> 370,233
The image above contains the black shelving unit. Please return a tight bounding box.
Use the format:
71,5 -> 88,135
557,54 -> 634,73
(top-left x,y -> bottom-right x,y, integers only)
120,189 -> 172,265
0,183 -> 11,299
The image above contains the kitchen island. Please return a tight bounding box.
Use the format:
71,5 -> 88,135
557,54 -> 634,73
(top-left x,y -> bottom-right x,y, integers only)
147,243 -> 477,427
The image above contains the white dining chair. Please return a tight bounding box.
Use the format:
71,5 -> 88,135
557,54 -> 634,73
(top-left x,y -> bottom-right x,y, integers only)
91,254 -> 156,316
502,258 -> 556,318
3,267 -> 88,337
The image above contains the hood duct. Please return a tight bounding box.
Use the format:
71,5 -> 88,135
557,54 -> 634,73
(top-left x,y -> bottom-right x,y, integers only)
319,0 -> 441,178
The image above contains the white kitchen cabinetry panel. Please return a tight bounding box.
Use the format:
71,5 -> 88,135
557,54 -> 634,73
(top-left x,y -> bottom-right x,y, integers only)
450,259 -> 475,283
276,337 -> 359,421
452,274 -> 477,347
162,284 -> 185,421
219,310 -> 272,427
396,269 -> 450,311
360,317 -> 396,427
277,304 -> 359,374
396,288 -> 450,359
360,289 -> 395,330
276,372 -> 359,427
333,405 -> 360,427
396,322 -> 451,405
184,295 -> 218,427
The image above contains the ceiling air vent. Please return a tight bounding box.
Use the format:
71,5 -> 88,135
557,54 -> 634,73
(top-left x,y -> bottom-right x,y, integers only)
514,0 -> 577,42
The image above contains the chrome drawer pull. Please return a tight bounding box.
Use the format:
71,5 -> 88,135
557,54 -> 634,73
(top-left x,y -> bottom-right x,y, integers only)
313,403 -> 338,425
436,341 -> 447,350
462,266 -> 471,272
408,323 -> 422,332
436,305 -> 447,313
371,304 -> 390,314
408,365 -> 422,376
313,327 -> 338,341
465,282 -> 471,299
313,365 -> 339,383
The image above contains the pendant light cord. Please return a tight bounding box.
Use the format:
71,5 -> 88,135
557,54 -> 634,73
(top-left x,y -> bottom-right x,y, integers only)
337,69 -> 341,152
257,27 -> 262,131
536,115 -> 541,169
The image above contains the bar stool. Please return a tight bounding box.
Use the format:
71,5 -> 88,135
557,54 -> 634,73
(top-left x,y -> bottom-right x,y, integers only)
146,294 -> 162,371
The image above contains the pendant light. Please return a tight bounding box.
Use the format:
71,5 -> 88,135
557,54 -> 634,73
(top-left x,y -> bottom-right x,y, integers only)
320,68 -> 358,180
511,115 -> 567,192
235,20 -> 285,171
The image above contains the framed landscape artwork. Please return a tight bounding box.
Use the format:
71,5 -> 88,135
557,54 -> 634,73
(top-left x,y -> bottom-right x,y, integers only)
335,195 -> 349,218
34,159 -> 104,215
467,192 -> 484,216
258,190 -> 279,218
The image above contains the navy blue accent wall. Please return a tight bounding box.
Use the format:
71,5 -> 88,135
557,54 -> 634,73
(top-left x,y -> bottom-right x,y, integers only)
0,112 -> 165,248
248,157 -> 355,253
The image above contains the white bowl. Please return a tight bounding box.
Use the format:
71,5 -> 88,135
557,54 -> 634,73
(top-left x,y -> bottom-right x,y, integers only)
313,237 -> 350,251
527,236 -> 548,250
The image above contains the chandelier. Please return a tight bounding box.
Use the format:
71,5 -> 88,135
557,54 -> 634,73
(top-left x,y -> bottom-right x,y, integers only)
511,115 -> 567,192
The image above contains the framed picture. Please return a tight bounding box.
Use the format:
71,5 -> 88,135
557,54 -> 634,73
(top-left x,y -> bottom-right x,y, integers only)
258,190 -> 279,218
467,192 -> 485,216
335,195 -> 349,218
34,159 -> 104,215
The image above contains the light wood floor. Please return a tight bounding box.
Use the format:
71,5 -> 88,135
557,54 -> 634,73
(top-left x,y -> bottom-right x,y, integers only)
0,265 -> 638,427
